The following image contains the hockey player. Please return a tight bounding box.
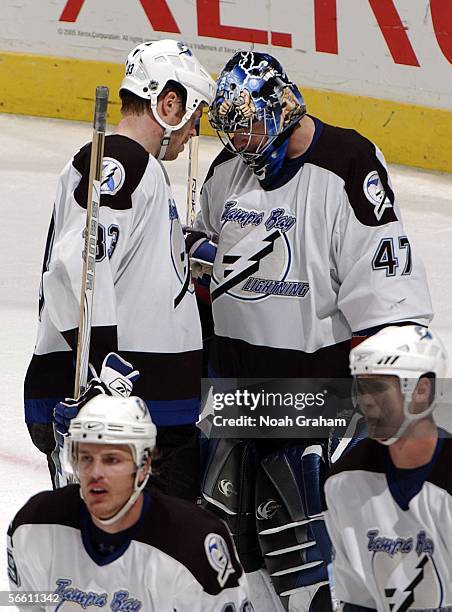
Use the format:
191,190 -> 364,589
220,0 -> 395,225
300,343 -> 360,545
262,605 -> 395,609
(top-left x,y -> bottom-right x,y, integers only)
7,394 -> 253,611
187,51 -> 434,610
24,39 -> 216,499
324,325 -> 450,611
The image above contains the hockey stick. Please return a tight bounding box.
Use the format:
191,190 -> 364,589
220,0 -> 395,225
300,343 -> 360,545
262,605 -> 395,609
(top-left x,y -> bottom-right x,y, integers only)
52,86 -> 108,488
74,85 -> 109,398
185,118 -> 200,227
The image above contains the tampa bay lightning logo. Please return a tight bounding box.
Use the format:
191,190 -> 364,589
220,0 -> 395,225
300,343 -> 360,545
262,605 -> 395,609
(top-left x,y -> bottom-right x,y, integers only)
363,171 -> 393,221
169,199 -> 191,308
204,533 -> 235,587
369,529 -> 442,611
415,326 -> 433,341
101,158 -> 125,195
177,41 -> 192,56
53,578 -> 142,610
212,207 -> 308,302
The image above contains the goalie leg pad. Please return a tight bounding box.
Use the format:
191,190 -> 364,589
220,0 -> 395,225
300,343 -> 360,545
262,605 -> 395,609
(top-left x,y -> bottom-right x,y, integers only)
255,442 -> 332,609
202,437 -> 262,571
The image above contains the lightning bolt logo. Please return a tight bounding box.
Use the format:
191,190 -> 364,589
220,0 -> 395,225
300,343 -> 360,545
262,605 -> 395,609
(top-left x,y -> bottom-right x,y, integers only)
174,248 -> 190,308
101,167 -> 116,188
384,555 -> 434,611
100,157 -> 125,195
211,230 -> 281,301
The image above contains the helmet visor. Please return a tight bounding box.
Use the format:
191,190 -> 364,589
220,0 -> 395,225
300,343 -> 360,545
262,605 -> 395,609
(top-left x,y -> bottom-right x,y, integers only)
64,440 -> 144,479
72,443 -> 140,480
352,375 -> 405,440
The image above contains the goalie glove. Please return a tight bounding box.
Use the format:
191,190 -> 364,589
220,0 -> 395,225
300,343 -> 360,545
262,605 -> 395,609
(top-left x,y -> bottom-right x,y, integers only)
53,352 -> 140,435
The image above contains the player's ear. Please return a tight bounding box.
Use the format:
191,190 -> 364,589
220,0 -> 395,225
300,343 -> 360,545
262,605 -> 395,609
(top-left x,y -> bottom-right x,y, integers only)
412,376 -> 433,412
158,90 -> 183,123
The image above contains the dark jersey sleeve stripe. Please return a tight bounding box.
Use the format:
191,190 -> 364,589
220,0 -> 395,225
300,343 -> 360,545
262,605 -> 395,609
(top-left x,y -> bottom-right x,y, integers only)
9,486 -> 81,538
24,348 -> 202,426
426,437 -> 452,495
326,438 -> 386,482
135,488 -> 243,595
306,122 -> 398,227
62,325 -> 118,374
73,135 -> 149,211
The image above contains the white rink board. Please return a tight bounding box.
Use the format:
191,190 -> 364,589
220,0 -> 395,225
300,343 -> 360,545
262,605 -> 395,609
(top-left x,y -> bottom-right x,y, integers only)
0,0 -> 451,110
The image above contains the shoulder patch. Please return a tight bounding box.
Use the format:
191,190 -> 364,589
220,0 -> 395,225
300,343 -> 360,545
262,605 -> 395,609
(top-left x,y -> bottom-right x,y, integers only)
100,157 -> 126,196
361,168 -> 396,224
306,122 -> 398,227
134,488 -> 243,595
73,135 -> 149,211
363,170 -> 394,218
204,532 -> 236,587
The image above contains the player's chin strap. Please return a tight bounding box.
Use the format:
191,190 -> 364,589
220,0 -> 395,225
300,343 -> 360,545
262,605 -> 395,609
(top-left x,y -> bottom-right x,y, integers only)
379,377 -> 436,446
79,467 -> 150,527
150,96 -> 194,161
157,128 -> 172,160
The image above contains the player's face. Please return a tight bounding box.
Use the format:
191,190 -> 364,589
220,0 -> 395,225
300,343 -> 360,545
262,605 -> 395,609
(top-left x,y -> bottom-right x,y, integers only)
231,119 -> 268,154
76,443 -> 137,521
163,106 -> 203,161
354,375 -> 405,441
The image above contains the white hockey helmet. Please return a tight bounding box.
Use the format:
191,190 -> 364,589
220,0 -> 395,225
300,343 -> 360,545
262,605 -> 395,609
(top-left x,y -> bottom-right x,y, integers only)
120,39 -> 216,134
350,325 -> 448,444
64,394 -> 156,525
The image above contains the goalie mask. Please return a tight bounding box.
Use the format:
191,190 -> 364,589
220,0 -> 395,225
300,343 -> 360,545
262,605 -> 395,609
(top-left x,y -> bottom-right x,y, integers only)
209,51 -> 306,188
350,325 -> 448,445
64,394 -> 156,525
120,39 -> 216,159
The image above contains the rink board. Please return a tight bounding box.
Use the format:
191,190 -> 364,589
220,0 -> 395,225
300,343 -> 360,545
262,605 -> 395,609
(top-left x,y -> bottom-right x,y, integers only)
0,51 -> 450,173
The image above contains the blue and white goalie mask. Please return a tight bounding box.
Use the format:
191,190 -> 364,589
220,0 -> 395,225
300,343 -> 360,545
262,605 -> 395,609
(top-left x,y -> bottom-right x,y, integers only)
209,51 -> 306,187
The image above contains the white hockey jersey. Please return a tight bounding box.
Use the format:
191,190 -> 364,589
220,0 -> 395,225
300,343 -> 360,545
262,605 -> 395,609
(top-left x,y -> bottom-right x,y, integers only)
25,135 -> 202,426
198,118 -> 432,375
324,436 -> 452,611
8,485 -> 253,612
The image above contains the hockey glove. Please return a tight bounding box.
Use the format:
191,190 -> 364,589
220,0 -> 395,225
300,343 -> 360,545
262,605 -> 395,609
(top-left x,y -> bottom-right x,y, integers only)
53,352 -> 140,435
53,379 -> 106,436
184,228 -> 217,280
96,352 -> 140,397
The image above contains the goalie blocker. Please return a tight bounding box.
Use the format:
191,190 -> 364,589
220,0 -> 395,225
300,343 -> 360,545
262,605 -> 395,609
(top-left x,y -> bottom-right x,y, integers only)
202,438 -> 333,611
